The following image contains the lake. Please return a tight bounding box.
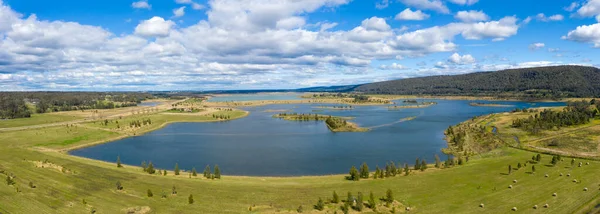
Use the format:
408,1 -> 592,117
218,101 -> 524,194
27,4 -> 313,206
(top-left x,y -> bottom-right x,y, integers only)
70,99 -> 565,176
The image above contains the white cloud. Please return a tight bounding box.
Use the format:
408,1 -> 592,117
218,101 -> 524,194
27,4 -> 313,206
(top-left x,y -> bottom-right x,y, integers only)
395,8 -> 430,20
448,0 -> 478,6
565,2 -> 580,12
379,63 -> 407,70
564,23 -> 600,48
522,16 -> 532,24
376,0 -> 390,9
398,0 -> 449,14
529,43 -> 545,50
360,17 -> 391,32
132,0 -> 151,9
454,10 -> 489,22
175,0 -> 192,3
134,16 -> 175,37
577,0 -> 600,17
173,6 -> 186,18
448,53 -> 475,64
536,13 -> 564,22
276,16 -> 306,29
175,0 -> 205,10
597,15 -> 600,22
319,22 -> 338,31
191,3 -> 205,10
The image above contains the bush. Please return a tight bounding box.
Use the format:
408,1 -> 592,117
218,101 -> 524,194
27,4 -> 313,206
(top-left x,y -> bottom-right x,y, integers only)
147,189 -> 153,197
314,198 -> 325,211
188,194 -> 194,204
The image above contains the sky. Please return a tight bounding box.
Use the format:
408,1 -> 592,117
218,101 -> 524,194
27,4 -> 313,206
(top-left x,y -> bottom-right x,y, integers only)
0,0 -> 599,91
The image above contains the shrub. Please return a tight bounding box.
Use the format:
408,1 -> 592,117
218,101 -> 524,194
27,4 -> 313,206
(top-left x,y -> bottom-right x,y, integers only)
147,189 -> 153,197
314,198 -> 324,211
188,194 -> 194,204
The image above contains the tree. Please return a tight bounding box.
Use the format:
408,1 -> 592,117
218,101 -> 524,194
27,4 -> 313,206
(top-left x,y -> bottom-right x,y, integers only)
192,167 -> 197,177
141,161 -> 147,172
297,205 -> 303,213
214,165 -> 221,179
368,191 -> 377,211
532,165 -> 536,173
571,159 -> 576,167
434,154 -> 441,168
28,181 -> 35,188
551,156 -> 558,166
414,158 -> 421,170
188,194 -> 194,204
348,166 -> 359,181
163,170 -> 167,176
508,165 -> 512,174
116,181 -> 123,190
117,156 -> 122,168
420,160 -> 427,171
174,163 -> 180,175
332,191 -> 340,203
373,166 -> 380,179
172,186 -> 177,195
404,164 -> 409,176
147,189 -> 153,197
346,192 -> 353,207
517,163 -> 522,169
314,198 -> 324,211
6,175 -> 15,186
356,192 -> 364,211
147,161 -> 155,174
203,165 -> 211,178
386,189 -> 394,207
536,154 -> 542,162
359,162 -> 370,179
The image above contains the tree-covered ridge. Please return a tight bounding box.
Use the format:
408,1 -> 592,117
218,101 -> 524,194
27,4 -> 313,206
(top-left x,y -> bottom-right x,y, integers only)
511,101 -> 598,133
354,66 -> 600,99
0,92 -> 153,119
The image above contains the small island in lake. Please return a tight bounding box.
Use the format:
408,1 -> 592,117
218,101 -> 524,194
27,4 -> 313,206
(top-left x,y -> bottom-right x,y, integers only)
313,105 -> 354,110
469,102 -> 514,107
388,101 -> 437,109
273,113 -> 368,132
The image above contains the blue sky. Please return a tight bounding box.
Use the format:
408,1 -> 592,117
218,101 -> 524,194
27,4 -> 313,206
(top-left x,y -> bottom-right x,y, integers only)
0,0 -> 599,91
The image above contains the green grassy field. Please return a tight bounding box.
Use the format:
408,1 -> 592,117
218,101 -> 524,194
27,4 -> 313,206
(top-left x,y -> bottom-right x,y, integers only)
1,106 -> 599,213
0,113 -> 83,128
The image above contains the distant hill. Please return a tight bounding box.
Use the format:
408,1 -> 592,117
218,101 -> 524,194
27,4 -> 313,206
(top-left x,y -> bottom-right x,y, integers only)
354,65 -> 600,99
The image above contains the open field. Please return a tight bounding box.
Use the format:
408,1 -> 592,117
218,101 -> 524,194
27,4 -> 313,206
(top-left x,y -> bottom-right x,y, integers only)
0,113 -> 83,128
1,98 -> 599,213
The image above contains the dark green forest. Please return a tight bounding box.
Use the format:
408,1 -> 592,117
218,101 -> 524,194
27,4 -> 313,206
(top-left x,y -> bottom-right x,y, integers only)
354,66 -> 600,99
0,92 -> 153,119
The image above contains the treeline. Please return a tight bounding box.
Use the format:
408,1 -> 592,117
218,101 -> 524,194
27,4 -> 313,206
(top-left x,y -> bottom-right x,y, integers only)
354,65 -> 600,99
325,117 -> 348,129
512,101 -> 597,133
347,155 -> 463,181
0,92 -> 153,119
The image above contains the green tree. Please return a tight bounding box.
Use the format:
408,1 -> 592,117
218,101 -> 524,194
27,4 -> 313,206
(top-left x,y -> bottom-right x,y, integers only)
404,163 -> 409,176
174,163 -> 180,175
571,159 -> 575,167
517,163 -> 522,169
434,154 -> 441,168
356,192 -> 364,211
147,189 -> 153,197
163,170 -> 167,176
214,165 -> 221,179
116,181 -> 123,190
551,156 -> 558,166
368,191 -> 376,211
348,166 -> 359,181
386,189 -> 394,207
203,165 -> 211,178
314,198 -> 324,211
332,191 -> 340,203
188,194 -> 194,204
192,167 -> 197,177
374,166 -> 380,179
297,205 -> 303,213
536,154 -> 542,162
359,162 -> 370,178
508,165 -> 512,174
414,158 -> 420,170
420,160 -> 427,171
147,161 -> 155,174
532,165 -> 536,173
346,192 -> 353,207
141,161 -> 147,172
116,156 -> 122,168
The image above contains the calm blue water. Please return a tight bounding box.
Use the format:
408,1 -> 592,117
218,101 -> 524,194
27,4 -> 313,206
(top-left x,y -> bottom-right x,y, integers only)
70,99 -> 565,176
208,93 -> 304,102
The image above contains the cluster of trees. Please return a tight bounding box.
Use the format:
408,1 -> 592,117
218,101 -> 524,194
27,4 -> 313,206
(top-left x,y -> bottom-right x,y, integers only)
313,190 -> 394,212
355,65 -> 600,99
512,101 -> 596,133
214,108 -> 233,111
129,119 -> 152,128
0,92 -> 153,119
348,155 -> 454,181
511,108 -> 537,113
277,113 -> 326,121
325,117 -> 348,129
212,114 -> 231,120
120,157 -> 222,179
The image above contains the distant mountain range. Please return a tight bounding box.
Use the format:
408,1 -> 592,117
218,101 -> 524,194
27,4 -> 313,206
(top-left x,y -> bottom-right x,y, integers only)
353,65 -> 600,99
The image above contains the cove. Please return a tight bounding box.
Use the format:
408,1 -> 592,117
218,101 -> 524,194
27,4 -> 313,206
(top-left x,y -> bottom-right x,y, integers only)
70,99 -> 566,176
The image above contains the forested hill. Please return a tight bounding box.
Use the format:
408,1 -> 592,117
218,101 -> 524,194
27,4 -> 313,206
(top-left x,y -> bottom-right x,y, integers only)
354,65 -> 600,99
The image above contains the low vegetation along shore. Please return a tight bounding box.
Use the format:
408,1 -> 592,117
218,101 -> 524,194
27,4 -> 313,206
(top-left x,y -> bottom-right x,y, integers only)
1,96 -> 600,213
273,113 -> 368,132
469,102 -> 515,107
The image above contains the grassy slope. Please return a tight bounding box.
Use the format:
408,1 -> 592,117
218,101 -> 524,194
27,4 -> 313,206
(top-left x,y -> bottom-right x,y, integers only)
0,113 -> 83,128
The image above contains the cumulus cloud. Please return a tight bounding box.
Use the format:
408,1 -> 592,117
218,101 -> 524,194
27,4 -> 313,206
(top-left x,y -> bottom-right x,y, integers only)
565,2 -> 580,12
454,10 -> 489,22
398,0 -> 449,14
563,23 -> 600,48
448,53 -> 475,64
173,6 -> 186,18
375,0 -> 390,9
134,16 -> 175,37
175,0 -> 205,10
529,42 -> 545,50
395,8 -> 430,20
379,63 -> 407,70
448,0 -> 478,6
577,0 -> 600,17
132,0 -> 151,9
